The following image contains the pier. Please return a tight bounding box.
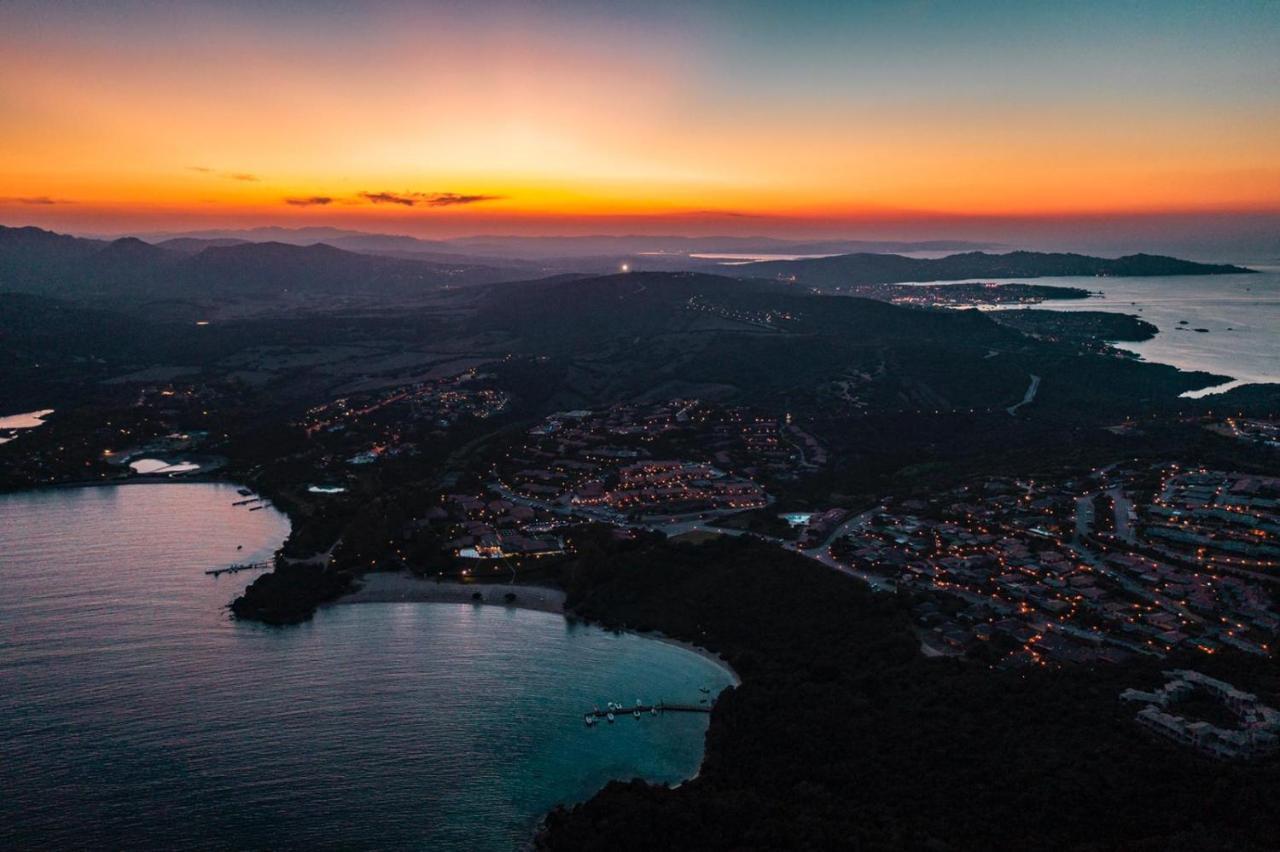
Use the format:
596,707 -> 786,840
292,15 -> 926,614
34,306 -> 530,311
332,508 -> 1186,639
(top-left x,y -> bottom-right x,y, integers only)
584,701 -> 712,722
205,561 -> 273,577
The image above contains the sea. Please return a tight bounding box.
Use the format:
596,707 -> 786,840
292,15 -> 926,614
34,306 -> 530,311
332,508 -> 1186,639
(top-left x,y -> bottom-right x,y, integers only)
698,257 -> 1280,393
0,483 -> 735,851
976,267 -> 1280,394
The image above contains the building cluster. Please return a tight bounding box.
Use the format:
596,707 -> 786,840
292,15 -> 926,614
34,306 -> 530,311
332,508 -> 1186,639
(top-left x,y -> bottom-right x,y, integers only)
1122,669 -> 1280,760
294,371 -> 509,469
496,400 -> 818,519
303,370 -> 508,439
430,492 -> 565,560
1208,417 -> 1280,450
1145,468 -> 1280,573
836,281 -> 1071,307
590,459 -> 766,515
828,465 -> 1279,668
683,295 -> 800,328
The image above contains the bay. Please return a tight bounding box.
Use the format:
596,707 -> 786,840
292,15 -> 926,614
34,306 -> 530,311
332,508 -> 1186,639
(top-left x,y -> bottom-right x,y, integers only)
0,483 -> 733,851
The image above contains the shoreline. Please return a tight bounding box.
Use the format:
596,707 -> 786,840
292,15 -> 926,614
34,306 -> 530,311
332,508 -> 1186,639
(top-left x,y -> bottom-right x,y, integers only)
3,477 -> 743,684
329,571 -> 740,683
2,473 -> 234,493
329,572 -> 568,615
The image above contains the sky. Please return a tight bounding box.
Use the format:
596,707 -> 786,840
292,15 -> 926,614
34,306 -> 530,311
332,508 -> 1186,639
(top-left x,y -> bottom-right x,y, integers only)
2,0 -> 1279,242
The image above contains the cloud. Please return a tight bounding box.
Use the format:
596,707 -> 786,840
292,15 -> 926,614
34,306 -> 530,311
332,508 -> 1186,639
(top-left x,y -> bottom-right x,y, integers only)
424,192 -> 503,207
285,196 -> 334,206
188,166 -> 260,182
359,190 -> 418,206
358,190 -> 503,207
2,195 -> 72,205
688,209 -> 759,218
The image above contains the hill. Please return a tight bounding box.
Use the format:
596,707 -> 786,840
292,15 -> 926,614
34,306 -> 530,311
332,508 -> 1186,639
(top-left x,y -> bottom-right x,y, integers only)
0,226 -> 531,305
741,250 -> 1253,288
472,271 -> 1221,418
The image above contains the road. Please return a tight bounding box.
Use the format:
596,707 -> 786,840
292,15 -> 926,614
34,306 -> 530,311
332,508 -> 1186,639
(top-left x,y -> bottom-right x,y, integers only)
794,505 -> 894,591
1073,495 -> 1094,543
489,476 -> 895,591
1106,486 -> 1136,543
803,504 -> 885,554
1006,373 -> 1041,415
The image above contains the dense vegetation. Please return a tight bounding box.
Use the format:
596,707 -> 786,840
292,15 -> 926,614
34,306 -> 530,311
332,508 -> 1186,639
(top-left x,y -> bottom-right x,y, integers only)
229,561 -> 354,625
539,535 -> 1280,852
991,308 -> 1158,343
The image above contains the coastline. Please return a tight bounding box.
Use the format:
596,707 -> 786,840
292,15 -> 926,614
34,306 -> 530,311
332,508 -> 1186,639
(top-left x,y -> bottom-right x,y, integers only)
7,472 -> 233,492
329,572 -> 568,615
329,571 -> 741,682
642,631 -> 742,687
3,476 -> 744,685
332,570 -> 741,841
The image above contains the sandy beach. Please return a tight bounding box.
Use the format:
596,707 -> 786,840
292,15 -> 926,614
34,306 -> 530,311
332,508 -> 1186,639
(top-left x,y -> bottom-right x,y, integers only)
330,572 -> 567,614
329,572 -> 740,681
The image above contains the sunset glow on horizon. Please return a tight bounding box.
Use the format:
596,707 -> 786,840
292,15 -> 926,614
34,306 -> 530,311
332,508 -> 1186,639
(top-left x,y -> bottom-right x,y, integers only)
3,0 -> 1279,237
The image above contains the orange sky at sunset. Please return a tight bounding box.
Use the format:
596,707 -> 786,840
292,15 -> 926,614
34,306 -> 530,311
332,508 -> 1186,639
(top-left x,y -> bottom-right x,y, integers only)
2,1 -> 1278,237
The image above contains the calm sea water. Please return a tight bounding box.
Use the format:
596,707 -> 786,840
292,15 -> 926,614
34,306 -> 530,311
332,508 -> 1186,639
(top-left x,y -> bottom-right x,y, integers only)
981,267 -> 1280,392
0,483 -> 734,851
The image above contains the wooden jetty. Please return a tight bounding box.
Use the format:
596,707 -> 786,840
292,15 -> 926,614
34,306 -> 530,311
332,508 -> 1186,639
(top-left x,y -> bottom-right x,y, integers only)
584,701 -> 711,721
205,561 -> 272,577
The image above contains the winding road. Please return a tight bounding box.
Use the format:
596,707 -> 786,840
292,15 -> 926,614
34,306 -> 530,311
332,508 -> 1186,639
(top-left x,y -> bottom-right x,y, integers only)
1006,373 -> 1041,415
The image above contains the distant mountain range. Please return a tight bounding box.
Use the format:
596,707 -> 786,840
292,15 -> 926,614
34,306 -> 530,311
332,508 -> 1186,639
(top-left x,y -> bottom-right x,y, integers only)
113,226 -> 1003,260
739,250 -> 1253,286
0,226 -> 534,301
0,226 -> 1253,310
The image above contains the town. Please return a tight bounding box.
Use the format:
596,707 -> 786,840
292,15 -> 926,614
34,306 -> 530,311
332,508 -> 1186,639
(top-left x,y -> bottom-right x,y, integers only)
492,400 -> 820,518
823,464 -> 1280,667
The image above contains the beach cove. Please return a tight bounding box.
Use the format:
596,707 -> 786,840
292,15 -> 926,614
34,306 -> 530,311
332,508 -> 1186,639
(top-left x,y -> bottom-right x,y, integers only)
0,482 -> 736,851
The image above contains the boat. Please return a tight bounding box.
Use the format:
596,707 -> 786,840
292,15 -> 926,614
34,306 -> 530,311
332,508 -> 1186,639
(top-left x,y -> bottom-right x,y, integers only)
699,686 -> 711,694
236,545 -> 243,550
633,709 -> 641,719
650,707 -> 658,716
584,714 -> 595,726
606,712 -> 614,723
